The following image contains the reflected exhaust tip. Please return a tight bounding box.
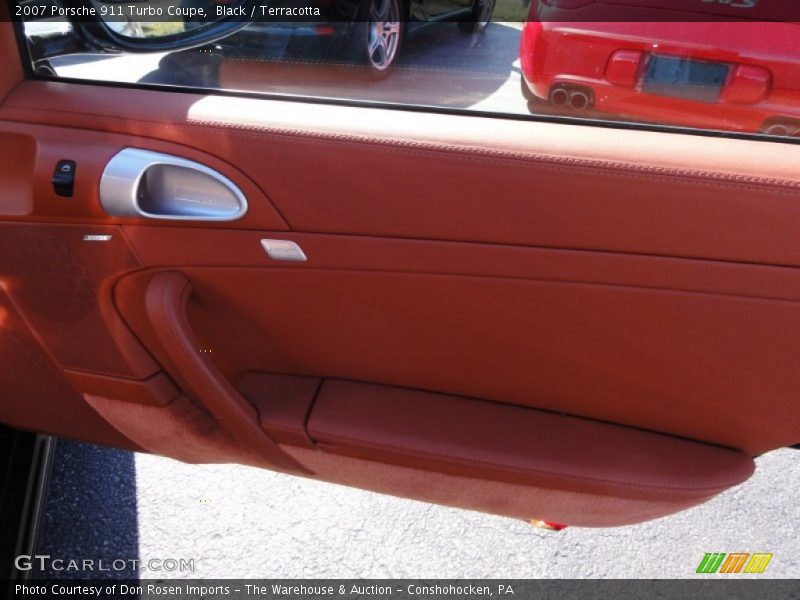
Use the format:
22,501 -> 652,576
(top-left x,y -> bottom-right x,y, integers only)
549,86 -> 592,111
549,88 -> 570,107
569,91 -> 590,111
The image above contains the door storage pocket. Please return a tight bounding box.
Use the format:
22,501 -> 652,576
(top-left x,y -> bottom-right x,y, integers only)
307,380 -> 754,504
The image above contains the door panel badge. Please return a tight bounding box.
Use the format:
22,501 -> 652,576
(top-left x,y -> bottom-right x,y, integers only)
260,239 -> 308,262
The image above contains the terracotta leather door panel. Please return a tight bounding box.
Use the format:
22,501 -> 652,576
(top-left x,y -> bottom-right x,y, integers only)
2,38 -> 800,526
305,380 -> 754,526
0,286 -> 139,450
6,82 -> 800,265
109,264 -> 800,456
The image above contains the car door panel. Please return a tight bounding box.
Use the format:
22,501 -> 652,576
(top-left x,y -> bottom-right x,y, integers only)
2,32 -> 800,527
108,264 -> 800,457
0,222 -> 155,377
0,287 -> 141,450
0,132 -> 35,215
306,380 -> 753,505
5,83 -> 800,266
0,22 -> 21,100
0,121 -> 289,229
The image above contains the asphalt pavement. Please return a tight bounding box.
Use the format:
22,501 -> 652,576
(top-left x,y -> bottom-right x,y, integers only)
35,441 -> 799,578
50,22 -> 531,115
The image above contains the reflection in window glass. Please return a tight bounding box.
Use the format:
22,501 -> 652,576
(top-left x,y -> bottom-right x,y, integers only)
14,0 -> 800,139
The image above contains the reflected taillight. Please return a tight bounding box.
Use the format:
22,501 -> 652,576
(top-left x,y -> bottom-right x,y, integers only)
723,64 -> 772,104
605,50 -> 644,87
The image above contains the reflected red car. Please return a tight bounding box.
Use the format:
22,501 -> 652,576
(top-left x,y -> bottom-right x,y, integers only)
519,1 -> 800,136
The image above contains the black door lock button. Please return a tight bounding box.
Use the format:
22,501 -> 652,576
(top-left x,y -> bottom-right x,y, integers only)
52,160 -> 76,197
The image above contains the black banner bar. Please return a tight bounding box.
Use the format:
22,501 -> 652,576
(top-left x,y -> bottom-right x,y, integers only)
5,579 -> 800,600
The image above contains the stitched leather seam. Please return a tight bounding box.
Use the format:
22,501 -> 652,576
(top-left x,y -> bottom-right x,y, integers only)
156,273 -> 261,446
7,104 -> 800,196
158,272 -> 249,436
266,422 -> 305,434
156,272 -> 302,471
312,428 -> 749,494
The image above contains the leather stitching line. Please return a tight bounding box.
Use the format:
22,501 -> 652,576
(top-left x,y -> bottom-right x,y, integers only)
156,272 -> 255,452
156,272 -> 302,471
312,429 -> 750,494
6,104 -> 800,196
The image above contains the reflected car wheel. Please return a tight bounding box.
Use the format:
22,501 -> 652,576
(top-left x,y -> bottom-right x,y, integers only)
356,0 -> 403,72
457,0 -> 496,34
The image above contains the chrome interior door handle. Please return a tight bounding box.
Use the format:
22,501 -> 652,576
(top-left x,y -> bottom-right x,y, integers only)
99,148 -> 247,221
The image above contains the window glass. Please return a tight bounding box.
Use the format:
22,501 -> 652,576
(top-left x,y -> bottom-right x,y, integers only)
12,0 -> 800,140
